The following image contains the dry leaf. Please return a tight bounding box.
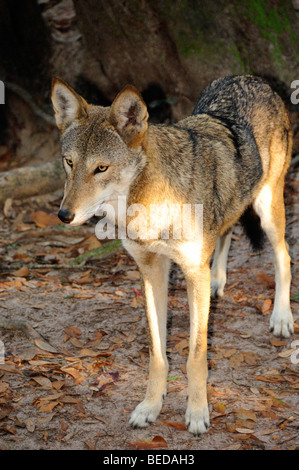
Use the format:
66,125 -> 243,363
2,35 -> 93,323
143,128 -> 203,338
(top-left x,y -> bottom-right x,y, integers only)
78,348 -> 102,357
32,210 -> 60,228
94,372 -> 119,392
61,367 -> 85,382
243,352 -> 259,365
52,380 -> 65,391
234,409 -> 257,422
0,382 -> 9,394
12,266 -> 29,277
32,376 -> 52,389
235,427 -> 253,434
260,299 -> 272,314
86,235 -> 102,250
256,272 -> 275,289
278,348 -> 297,358
34,338 -> 57,354
36,413 -> 55,426
3,198 -> 13,217
38,401 -> 60,413
175,339 -> 189,354
229,353 -> 244,369
26,418 -> 35,433
64,326 -> 82,338
213,402 -> 226,414
161,420 -> 187,430
270,339 -> 287,347
61,421 -> 69,432
129,436 -> 168,450
0,363 -> 18,373
124,270 -> 140,280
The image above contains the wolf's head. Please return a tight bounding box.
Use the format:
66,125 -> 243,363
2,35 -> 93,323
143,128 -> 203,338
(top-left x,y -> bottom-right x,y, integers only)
51,78 -> 148,225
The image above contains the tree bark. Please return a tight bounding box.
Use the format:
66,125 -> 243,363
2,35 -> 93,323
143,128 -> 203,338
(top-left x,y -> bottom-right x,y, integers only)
73,0 -> 299,117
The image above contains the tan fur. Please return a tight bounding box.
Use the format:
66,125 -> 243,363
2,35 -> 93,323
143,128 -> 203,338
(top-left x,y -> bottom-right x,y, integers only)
51,75 -> 293,435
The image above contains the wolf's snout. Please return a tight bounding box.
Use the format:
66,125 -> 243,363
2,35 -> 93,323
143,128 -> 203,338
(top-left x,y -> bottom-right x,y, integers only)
58,208 -> 74,224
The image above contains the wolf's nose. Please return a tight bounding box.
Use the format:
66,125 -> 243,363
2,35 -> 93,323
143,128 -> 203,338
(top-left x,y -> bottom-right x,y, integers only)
58,209 -> 74,224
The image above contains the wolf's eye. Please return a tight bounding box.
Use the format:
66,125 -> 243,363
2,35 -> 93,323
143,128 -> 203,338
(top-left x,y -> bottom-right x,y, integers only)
94,165 -> 109,174
65,158 -> 73,168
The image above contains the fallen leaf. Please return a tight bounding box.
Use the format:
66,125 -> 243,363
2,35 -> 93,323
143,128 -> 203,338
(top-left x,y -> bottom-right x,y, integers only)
34,338 -> 57,354
235,427 -> 253,434
130,297 -> 138,308
26,418 -> 35,433
36,413 -> 55,426
78,348 -> 102,357
213,402 -> 226,414
86,235 -> 102,250
270,339 -> 287,347
234,409 -> 257,422
32,376 -> 52,389
52,380 -> 65,391
256,272 -> 275,289
60,421 -> 69,432
3,198 -> 13,217
64,326 -> 82,338
32,210 -> 60,228
124,270 -> 140,280
0,363 -> 19,374
85,441 -> 96,450
260,299 -> 272,314
278,348 -> 297,358
175,339 -> 189,354
12,266 -> 29,277
129,436 -> 168,450
38,401 -> 60,413
161,420 -> 187,430
0,382 -> 9,394
93,372 -> 119,392
61,367 -> 85,382
243,352 -> 259,365
229,353 -> 244,369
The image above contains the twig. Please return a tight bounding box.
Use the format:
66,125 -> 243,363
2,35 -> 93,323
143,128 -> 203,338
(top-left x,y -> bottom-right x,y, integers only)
0,315 -> 57,353
5,81 -> 55,126
67,240 -> 122,266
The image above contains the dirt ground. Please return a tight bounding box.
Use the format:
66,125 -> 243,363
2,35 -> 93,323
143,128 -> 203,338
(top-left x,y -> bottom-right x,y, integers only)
0,163 -> 298,451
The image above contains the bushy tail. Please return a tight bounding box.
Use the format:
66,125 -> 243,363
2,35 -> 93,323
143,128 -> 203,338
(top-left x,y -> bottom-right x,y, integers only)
239,205 -> 265,252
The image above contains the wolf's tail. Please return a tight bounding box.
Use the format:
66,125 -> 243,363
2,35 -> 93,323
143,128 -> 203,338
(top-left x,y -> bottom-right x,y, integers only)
239,205 -> 265,252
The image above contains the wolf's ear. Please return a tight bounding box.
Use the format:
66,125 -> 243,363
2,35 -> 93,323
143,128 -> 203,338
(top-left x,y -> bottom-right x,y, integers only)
51,78 -> 87,132
109,85 -> 148,148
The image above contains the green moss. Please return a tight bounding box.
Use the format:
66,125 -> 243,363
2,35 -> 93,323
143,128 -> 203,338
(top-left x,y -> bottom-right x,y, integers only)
230,43 -> 246,74
68,240 -> 121,265
240,0 -> 294,68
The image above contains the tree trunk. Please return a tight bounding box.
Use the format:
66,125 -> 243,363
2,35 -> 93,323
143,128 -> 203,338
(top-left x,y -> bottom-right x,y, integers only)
0,159 -> 64,206
73,0 -> 299,118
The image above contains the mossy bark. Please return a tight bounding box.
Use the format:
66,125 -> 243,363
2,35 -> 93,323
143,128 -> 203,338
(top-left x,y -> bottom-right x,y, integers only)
73,0 -> 299,116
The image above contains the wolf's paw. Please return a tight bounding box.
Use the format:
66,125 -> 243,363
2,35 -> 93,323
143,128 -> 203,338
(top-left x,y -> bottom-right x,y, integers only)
185,405 -> 210,436
129,399 -> 163,428
270,308 -> 294,338
211,278 -> 225,299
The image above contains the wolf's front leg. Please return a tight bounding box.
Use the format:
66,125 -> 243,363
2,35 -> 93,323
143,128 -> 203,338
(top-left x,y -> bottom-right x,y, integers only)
184,264 -> 210,435
129,252 -> 170,428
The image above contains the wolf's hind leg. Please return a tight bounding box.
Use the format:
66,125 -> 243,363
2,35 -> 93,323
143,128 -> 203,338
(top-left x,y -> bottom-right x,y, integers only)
211,229 -> 233,298
253,181 -> 293,338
